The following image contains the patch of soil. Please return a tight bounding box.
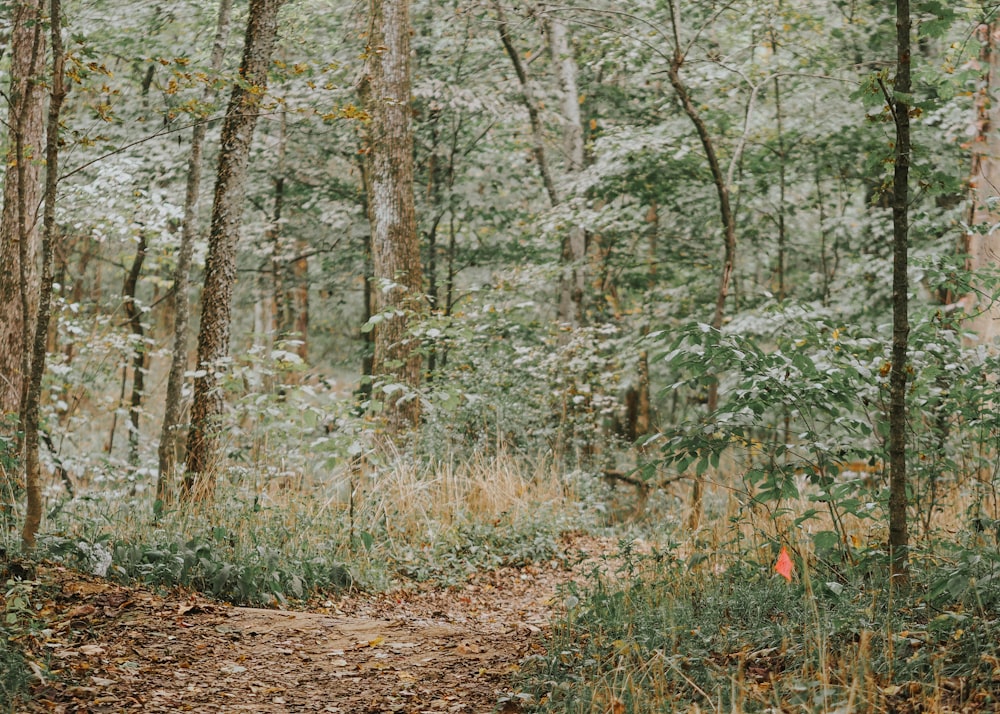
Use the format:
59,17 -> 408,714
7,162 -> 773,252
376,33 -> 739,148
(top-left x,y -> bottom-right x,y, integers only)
11,534 -> 618,713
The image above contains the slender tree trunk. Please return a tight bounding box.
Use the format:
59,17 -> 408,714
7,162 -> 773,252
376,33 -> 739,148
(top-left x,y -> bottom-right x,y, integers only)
22,0 -> 64,551
631,200 -> 658,443
773,76 -> 787,301
267,108 -> 289,344
358,0 -> 424,431
887,0 -> 911,582
357,155 -> 375,404
123,234 -> 147,468
816,165 -> 832,305
494,1 -> 559,207
185,0 -> 284,496
548,15 -> 587,326
0,0 -> 47,418
157,0 -> 233,502
966,22 -> 1000,345
424,110 -> 443,379
667,3 -> 737,529
291,246 -> 309,363
440,209 -> 457,370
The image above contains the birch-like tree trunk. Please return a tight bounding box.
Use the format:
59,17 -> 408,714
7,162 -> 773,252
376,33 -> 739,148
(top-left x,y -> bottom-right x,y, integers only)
547,15 -> 587,326
157,0 -> 233,502
184,0 -> 284,496
358,0 -> 424,431
966,22 -> 1000,346
0,0 -> 47,418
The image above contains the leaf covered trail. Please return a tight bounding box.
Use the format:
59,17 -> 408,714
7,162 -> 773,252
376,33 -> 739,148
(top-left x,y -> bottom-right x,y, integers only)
16,533 -> 619,713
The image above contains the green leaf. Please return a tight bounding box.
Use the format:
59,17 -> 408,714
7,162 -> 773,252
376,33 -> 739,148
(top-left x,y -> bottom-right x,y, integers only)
212,564 -> 234,594
812,530 -> 841,552
359,531 -> 375,551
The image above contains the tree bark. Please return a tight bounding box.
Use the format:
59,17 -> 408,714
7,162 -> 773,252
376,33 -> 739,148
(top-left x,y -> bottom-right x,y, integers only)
547,15 -> 587,327
123,234 -> 148,468
185,0 -> 284,496
887,0 -> 911,583
966,22 -> 1000,346
269,109 -> 289,341
0,0 -> 47,418
157,0 -> 233,502
22,0 -> 65,551
358,0 -> 424,432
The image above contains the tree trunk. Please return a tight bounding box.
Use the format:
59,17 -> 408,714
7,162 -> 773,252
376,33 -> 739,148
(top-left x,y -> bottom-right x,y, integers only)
157,0 -> 233,503
548,15 -> 587,326
966,22 -> 1000,346
269,109 -> 289,342
22,0 -> 65,551
123,234 -> 148,469
184,0 -> 284,497
887,0 -> 912,583
0,0 -> 47,418
358,0 -> 424,432
291,246 -> 309,362
494,1 -> 559,208
667,4 -> 737,530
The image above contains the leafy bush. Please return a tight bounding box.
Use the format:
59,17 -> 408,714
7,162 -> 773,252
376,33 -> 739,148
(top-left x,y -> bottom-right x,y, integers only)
108,532 -> 352,606
653,300 -> 1000,550
391,518 -> 561,584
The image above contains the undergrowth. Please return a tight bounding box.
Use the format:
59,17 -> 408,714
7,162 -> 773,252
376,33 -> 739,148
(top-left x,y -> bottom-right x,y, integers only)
2,450 -> 588,606
518,534 -> 1000,713
1,577 -> 45,713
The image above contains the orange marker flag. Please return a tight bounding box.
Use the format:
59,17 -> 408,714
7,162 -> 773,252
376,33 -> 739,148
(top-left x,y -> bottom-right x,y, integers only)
774,546 -> 794,582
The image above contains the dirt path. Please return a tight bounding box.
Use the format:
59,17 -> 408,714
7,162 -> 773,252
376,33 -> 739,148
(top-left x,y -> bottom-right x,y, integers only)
17,534 -> 615,713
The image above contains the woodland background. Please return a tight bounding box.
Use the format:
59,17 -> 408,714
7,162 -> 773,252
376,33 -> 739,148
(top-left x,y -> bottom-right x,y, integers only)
2,0 -> 1000,711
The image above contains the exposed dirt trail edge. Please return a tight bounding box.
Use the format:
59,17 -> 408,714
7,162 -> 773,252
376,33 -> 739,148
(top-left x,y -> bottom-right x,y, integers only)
20,534 -> 618,713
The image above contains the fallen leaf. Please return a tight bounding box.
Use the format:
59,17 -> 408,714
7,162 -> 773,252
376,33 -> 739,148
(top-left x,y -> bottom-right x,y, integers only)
78,645 -> 105,657
28,660 -> 46,683
68,604 -> 96,619
220,662 -> 247,674
388,641 -> 418,651
63,582 -> 110,598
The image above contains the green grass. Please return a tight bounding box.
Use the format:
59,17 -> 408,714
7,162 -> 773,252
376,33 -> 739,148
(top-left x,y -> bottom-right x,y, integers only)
517,537 -> 1000,713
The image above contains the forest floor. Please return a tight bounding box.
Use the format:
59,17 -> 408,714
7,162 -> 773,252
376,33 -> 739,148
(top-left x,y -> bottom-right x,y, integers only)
11,532 -> 621,713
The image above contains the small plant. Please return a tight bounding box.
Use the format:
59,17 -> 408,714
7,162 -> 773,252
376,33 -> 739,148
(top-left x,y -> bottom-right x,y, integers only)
1,579 -> 42,711
108,532 -> 353,606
